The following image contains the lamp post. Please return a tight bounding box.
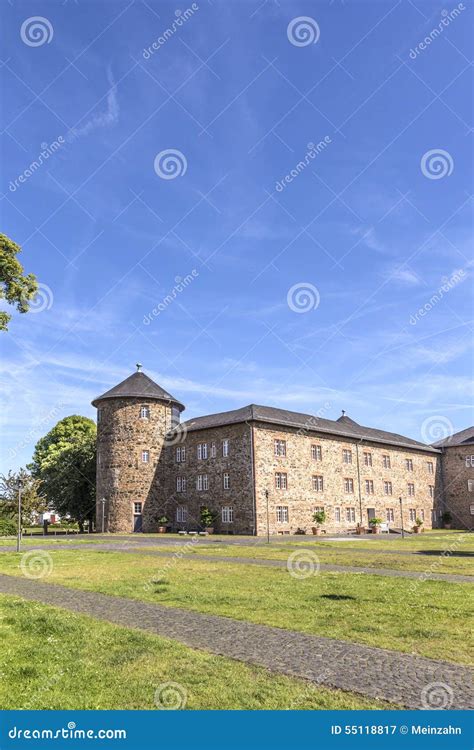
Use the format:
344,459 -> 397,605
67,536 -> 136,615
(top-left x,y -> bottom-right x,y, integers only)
399,496 -> 404,539
265,489 -> 270,544
101,498 -> 106,534
16,478 -> 23,553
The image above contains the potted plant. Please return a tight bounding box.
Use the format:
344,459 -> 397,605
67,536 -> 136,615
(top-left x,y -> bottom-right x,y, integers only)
413,517 -> 423,533
442,511 -> 452,529
369,517 -> 382,534
200,507 -> 216,534
311,510 -> 326,535
157,516 -> 168,533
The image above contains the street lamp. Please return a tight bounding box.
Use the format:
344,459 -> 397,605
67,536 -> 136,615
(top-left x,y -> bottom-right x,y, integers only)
399,496 -> 405,539
16,477 -> 23,553
264,489 -> 270,544
101,498 -> 106,534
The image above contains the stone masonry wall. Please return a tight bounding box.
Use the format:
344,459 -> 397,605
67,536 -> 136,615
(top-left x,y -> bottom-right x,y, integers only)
441,445 -> 474,530
252,423 -> 440,535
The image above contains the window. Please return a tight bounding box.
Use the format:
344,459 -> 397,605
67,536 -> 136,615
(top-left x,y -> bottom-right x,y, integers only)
139,405 -> 150,419
171,405 -> 180,426
97,408 -> 102,423
274,439 -> 286,457
276,506 -> 289,523
346,507 -> 356,523
342,449 -> 352,464
176,506 -> 187,522
384,481 -> 393,495
222,506 -> 234,523
223,473 -> 230,490
210,442 -> 216,458
222,439 -> 229,457
313,505 -> 324,514
97,451 -> 101,466
197,443 -> 208,460
196,474 -> 209,491
365,479 -> 374,494
344,478 -> 354,493
408,482 -> 415,496
382,454 -> 391,469
427,461 -> 434,474
311,444 -> 322,461
429,485 -> 434,498
275,472 -> 288,490
465,455 -> 474,468
468,480 -> 474,492
334,507 -> 341,522
176,476 -> 186,493
312,475 -> 324,492
409,508 -> 416,523
141,450 -> 150,463
363,452 -> 372,467
405,458 -> 414,471
133,502 -> 142,514
419,509 -> 425,522
386,508 -> 394,522
176,446 -> 186,463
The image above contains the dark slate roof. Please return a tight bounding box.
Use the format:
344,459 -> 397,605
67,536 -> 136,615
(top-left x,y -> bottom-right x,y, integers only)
182,404 -> 439,453
92,372 -> 185,410
432,426 -> 474,448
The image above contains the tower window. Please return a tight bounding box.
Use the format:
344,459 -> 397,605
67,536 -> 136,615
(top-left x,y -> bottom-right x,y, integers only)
141,450 -> 150,463
139,405 -> 150,419
97,408 -> 103,423
133,502 -> 142,515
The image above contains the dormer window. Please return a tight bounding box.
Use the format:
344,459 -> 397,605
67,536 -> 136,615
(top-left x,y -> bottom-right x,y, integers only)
140,406 -> 150,419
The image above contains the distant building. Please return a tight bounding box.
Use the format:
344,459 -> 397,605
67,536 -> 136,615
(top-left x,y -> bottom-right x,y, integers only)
433,427 -> 474,530
92,367 -> 471,534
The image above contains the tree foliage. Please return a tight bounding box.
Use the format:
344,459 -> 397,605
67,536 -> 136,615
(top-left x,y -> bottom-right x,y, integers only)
30,416 -> 97,532
0,233 -> 38,331
0,468 -> 46,526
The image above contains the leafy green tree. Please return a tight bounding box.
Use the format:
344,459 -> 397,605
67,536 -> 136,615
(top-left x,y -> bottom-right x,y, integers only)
0,468 -> 46,527
0,233 -> 38,331
30,416 -> 97,532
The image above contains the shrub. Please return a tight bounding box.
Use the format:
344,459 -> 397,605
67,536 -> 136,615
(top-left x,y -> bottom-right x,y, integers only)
369,517 -> 383,526
0,518 -> 17,536
312,510 -> 326,526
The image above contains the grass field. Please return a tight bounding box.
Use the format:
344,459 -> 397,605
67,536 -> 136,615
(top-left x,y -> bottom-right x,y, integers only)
0,549 -> 471,664
0,595 -> 388,710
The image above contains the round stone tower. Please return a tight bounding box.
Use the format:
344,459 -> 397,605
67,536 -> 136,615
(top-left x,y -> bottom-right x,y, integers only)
92,365 -> 185,533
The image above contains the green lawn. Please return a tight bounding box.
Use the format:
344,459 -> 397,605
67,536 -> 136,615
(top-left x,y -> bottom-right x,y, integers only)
0,595 -> 387,710
0,550 -> 471,664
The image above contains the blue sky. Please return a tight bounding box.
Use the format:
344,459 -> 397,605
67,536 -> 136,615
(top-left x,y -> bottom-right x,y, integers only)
1,0 -> 473,472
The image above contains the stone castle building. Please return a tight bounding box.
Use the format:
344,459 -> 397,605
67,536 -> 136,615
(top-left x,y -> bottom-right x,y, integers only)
92,367 -> 473,534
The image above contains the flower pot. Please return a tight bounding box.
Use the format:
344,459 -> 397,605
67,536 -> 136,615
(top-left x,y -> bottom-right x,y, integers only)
371,525 -> 380,534
205,527 -> 214,535
158,526 -> 167,534
356,526 -> 365,535
312,527 -> 321,535
413,525 -> 421,533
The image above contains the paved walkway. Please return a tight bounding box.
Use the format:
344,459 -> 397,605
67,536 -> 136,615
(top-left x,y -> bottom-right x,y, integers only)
3,544 -> 471,583
0,574 -> 472,709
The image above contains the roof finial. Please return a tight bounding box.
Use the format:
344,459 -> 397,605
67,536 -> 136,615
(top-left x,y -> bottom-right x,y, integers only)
136,363 -> 142,372
341,409 -> 346,416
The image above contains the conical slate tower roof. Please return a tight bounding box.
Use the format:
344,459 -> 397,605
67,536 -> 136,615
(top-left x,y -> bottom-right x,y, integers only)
92,367 -> 185,410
